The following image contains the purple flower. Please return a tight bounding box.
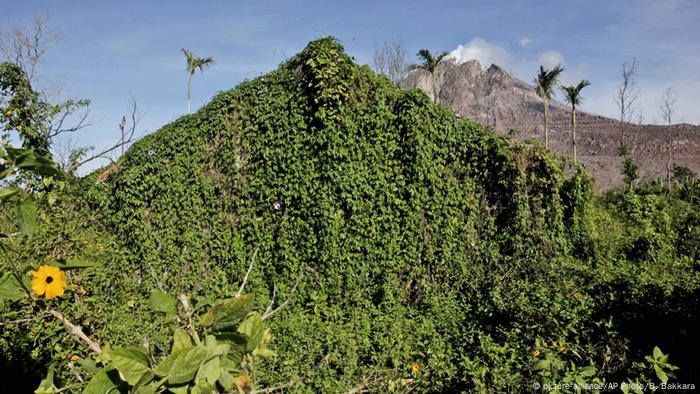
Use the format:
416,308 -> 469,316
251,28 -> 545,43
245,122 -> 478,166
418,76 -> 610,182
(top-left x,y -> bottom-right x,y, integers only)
273,202 -> 281,211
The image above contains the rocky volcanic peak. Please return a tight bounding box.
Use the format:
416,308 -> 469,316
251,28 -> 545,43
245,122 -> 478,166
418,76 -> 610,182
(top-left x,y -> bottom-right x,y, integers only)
403,59 -> 700,190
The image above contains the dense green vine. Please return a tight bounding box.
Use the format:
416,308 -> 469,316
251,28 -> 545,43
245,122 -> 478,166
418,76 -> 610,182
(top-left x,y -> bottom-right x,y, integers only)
2,37 -> 697,392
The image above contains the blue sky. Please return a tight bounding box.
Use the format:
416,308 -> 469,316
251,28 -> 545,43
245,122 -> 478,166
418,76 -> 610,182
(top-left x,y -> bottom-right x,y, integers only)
2,0 -> 699,172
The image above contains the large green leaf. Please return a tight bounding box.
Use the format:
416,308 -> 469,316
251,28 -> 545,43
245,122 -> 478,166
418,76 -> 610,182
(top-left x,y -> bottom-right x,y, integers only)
132,387 -> 156,394
148,290 -> 177,316
134,371 -> 155,388
165,385 -> 188,394
200,293 -> 255,331
4,146 -> 62,178
532,359 -> 550,371
54,257 -> 97,271
203,334 -> 230,358
654,364 -> 668,384
253,347 -> 276,358
16,196 -> 37,237
218,369 -> 235,391
0,272 -> 26,301
579,366 -> 596,377
190,381 -> 216,394
0,187 -> 19,202
172,328 -> 193,353
34,365 -> 57,394
237,312 -> 264,352
109,347 -> 151,386
154,346 -> 207,385
214,332 -> 247,368
195,356 -> 221,384
82,367 -> 120,394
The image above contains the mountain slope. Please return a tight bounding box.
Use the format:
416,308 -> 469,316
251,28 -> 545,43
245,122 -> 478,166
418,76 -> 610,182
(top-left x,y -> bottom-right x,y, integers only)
404,60 -> 700,190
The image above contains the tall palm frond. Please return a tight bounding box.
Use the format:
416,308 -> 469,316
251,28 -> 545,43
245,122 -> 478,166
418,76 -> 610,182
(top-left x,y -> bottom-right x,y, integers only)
560,80 -> 590,164
561,80 -> 591,107
534,64 -> 564,149
534,65 -> 564,100
409,49 -> 449,74
182,48 -> 214,113
409,49 -> 449,102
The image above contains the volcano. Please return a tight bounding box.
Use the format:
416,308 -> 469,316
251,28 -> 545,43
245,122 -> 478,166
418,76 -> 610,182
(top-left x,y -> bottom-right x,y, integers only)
404,59 -> 700,190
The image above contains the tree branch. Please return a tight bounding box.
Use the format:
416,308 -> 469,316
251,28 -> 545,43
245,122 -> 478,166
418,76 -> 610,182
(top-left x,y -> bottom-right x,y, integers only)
48,309 -> 102,354
73,98 -> 141,172
235,248 -> 258,298
262,274 -> 302,321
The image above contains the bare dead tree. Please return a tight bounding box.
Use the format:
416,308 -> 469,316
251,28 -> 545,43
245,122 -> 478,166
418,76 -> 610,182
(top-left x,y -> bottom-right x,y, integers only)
658,87 -> 677,192
372,38 -> 409,84
614,58 -> 639,151
0,14 -> 62,83
0,13 -> 142,177
70,99 -> 142,174
0,14 -> 92,145
119,115 -> 127,156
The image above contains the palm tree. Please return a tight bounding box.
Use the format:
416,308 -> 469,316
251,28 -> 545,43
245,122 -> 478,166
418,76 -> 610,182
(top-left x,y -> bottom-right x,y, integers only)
534,65 -> 564,149
560,80 -> 591,164
182,48 -> 214,114
409,49 -> 449,104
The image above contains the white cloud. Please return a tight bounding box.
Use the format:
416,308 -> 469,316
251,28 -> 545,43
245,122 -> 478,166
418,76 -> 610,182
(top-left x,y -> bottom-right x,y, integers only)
519,37 -> 532,47
448,37 -> 510,67
538,50 -> 564,69
559,63 -> 589,86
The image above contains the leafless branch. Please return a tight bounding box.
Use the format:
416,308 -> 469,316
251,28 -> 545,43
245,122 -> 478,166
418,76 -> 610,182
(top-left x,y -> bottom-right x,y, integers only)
67,362 -> 85,383
262,274 -> 302,321
46,100 -> 92,139
373,38 -> 409,84
235,248 -> 258,298
0,14 -> 62,83
659,87 -> 677,191
263,284 -> 277,316
251,354 -> 329,394
176,293 -> 200,342
1,14 -> 94,147
72,98 -> 141,173
48,309 -> 102,354
614,58 -> 639,149
659,87 -> 677,128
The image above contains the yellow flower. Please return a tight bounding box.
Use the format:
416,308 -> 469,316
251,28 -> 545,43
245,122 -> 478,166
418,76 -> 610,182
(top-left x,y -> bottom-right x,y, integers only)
16,125 -> 22,131
70,355 -> 79,362
4,111 -> 11,117
411,362 -> 420,374
532,350 -> 541,357
31,265 -> 66,300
